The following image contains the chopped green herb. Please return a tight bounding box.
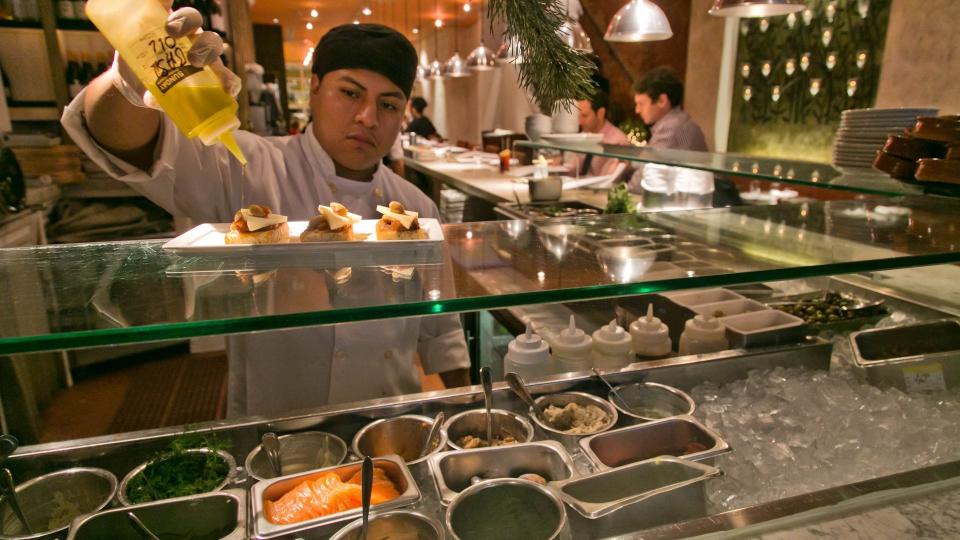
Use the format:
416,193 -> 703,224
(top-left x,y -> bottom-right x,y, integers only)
126,431 -> 231,504
606,184 -> 634,215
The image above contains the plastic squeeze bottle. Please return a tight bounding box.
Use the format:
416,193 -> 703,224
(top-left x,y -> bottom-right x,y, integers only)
549,315 -> 593,373
591,319 -> 634,369
86,0 -> 247,165
678,314 -> 728,355
630,304 -> 672,359
503,322 -> 552,380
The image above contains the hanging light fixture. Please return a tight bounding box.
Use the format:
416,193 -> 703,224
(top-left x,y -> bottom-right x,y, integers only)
444,2 -> 471,77
559,0 -> 592,52
604,0 -> 673,42
496,36 -> 523,63
708,0 -> 806,18
466,0 -> 498,70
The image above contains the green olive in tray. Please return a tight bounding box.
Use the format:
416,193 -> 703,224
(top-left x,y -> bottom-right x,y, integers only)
772,292 -> 887,326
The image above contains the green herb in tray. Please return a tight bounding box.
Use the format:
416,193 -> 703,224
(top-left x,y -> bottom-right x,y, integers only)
126,433 -> 231,504
606,184 -> 634,215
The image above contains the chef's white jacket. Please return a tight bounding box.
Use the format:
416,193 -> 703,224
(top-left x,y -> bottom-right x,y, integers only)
62,92 -> 470,418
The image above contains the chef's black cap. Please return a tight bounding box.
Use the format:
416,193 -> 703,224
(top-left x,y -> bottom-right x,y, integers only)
312,24 -> 417,98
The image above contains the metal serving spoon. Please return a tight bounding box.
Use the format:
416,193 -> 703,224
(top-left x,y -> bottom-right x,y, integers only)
262,432 -> 282,477
360,456 -> 373,540
480,367 -> 494,445
505,372 -> 546,423
0,435 -> 17,466
127,511 -> 160,540
419,411 -> 445,459
0,468 -> 31,534
592,367 -> 639,411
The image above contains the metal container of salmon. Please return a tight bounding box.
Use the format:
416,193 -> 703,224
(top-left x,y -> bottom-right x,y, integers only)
850,319 -> 960,392
251,454 -> 420,539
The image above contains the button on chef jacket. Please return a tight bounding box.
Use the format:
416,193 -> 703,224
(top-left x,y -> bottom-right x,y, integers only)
62,91 -> 470,418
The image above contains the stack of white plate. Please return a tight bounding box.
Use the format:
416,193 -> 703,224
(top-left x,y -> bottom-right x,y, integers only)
440,188 -> 467,223
832,108 -> 937,169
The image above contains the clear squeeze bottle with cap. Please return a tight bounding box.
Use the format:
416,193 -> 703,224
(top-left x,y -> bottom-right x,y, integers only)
503,322 -> 552,380
630,304 -> 672,359
549,315 -> 593,373
678,314 -> 728,355
86,0 -> 247,165
591,319 -> 635,369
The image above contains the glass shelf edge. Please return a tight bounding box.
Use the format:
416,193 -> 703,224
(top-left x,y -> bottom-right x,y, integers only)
4,252 -> 959,356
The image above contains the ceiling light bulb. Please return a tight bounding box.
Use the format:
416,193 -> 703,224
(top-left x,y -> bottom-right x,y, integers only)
305,22 -> 313,30
362,7 -> 372,16
435,18 -> 442,27
353,19 -> 360,24
463,2 -> 471,12
412,27 -> 419,34
272,18 -> 279,24
310,8 -> 318,18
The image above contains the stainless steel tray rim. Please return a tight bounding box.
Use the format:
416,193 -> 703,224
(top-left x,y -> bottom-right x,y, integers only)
1,467 -> 117,540
445,477 -> 567,540
350,414 -> 448,467
440,408 -> 536,451
66,488 -> 247,540
251,454 -> 420,539
426,440 -> 577,506
244,430 -> 348,482
578,414 -> 731,471
850,319 -> 960,368
548,456 -> 721,520
529,391 -> 619,437
117,448 -> 238,507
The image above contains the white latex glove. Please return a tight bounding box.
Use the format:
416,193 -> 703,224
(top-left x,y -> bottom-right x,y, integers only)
109,3 -> 241,109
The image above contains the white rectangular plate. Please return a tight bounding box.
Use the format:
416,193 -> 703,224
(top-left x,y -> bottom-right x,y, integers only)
163,218 -> 443,255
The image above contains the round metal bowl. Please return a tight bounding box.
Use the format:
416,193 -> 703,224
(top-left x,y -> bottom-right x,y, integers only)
245,431 -> 348,482
446,478 -> 567,540
0,467 -> 116,540
442,409 -> 535,451
117,448 -> 237,506
530,392 -> 618,438
609,382 -> 696,422
351,415 -> 448,466
330,509 -> 443,540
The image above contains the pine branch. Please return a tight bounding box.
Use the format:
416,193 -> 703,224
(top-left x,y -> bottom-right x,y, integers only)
488,0 -> 596,113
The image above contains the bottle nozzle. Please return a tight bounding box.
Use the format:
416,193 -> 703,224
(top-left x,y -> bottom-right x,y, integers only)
218,131 -> 247,167
645,304 -> 655,322
567,315 -> 576,332
525,322 -> 534,339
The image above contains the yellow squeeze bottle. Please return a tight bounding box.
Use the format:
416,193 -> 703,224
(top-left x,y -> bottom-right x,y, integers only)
85,0 -> 247,165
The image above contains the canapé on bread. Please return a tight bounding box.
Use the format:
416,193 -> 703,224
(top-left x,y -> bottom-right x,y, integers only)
375,201 -> 427,240
225,204 -> 289,244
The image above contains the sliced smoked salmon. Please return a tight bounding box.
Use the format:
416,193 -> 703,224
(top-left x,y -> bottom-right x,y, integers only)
264,466 -> 401,524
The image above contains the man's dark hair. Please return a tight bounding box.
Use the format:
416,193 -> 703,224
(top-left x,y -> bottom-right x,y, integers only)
633,66 -> 684,108
411,97 -> 428,114
586,90 -> 609,113
311,24 -> 418,98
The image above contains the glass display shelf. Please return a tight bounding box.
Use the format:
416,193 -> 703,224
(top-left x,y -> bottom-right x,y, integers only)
516,140 -> 949,198
1,196 -> 959,355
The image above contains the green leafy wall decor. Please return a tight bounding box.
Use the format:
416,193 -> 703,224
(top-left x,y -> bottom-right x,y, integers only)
728,0 -> 892,162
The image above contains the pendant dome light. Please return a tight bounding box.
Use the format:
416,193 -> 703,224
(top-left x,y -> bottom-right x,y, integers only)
559,0 -> 592,52
466,0 -> 498,70
604,0 -> 672,43
709,0 -> 806,18
444,2 -> 471,77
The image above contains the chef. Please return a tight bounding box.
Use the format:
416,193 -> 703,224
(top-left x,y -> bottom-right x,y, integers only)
565,90 -> 629,177
61,8 -> 471,417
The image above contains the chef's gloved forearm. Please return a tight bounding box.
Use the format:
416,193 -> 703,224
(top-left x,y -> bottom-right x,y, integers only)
110,5 -> 241,110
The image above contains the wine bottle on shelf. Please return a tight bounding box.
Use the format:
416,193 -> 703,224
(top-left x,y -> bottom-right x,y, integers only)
80,52 -> 95,86
57,0 -> 75,20
10,0 -> 38,21
66,55 -> 83,98
73,0 -> 87,20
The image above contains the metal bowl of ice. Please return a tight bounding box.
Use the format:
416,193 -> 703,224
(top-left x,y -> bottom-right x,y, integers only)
0,468 -> 116,540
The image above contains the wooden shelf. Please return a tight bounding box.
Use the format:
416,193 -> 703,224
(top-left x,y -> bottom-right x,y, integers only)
0,19 -> 42,29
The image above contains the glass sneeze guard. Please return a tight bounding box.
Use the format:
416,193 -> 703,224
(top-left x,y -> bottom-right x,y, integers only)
517,140 -> 938,198
2,196 -> 959,354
